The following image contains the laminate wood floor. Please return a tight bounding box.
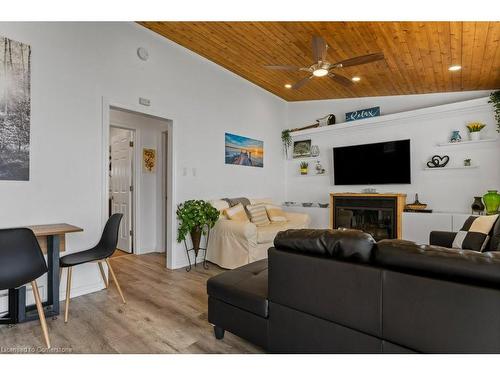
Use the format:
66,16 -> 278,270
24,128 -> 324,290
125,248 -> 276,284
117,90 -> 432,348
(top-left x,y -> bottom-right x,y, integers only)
0,253 -> 263,354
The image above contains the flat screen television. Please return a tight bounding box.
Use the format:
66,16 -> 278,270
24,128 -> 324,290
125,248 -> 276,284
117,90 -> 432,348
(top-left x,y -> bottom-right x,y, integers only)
333,139 -> 411,185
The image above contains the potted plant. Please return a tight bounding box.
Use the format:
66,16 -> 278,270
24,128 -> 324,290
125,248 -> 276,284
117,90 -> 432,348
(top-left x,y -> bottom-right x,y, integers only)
176,200 -> 219,256
466,122 -> 486,141
300,161 -> 309,175
281,129 -> 292,158
488,90 -> 500,133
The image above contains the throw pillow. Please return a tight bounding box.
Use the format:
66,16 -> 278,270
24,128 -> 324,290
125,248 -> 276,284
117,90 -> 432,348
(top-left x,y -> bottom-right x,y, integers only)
452,214 -> 499,251
265,204 -> 288,222
224,203 -> 249,223
246,204 -> 270,227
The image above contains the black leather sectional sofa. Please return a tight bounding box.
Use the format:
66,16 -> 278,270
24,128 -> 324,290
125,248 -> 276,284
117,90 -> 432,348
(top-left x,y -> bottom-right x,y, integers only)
207,224 -> 500,353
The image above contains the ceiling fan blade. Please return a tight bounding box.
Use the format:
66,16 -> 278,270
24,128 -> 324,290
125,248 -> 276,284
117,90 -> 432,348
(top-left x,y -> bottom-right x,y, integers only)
312,36 -> 327,62
334,52 -> 385,68
292,76 -> 313,90
264,65 -> 301,71
329,73 -> 354,87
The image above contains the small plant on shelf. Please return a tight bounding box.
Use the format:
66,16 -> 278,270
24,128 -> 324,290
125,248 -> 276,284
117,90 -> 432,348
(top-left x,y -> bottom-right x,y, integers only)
488,90 -> 500,133
466,122 -> 486,141
176,200 -> 219,254
300,161 -> 309,175
281,129 -> 292,158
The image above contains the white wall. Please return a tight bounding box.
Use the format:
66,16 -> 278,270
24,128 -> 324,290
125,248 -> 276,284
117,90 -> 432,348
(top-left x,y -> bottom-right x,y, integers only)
0,22 -> 287,310
285,95 -> 500,215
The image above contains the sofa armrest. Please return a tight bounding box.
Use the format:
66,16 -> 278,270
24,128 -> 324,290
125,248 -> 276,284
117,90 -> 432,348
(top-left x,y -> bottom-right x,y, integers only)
284,211 -> 311,228
429,231 -> 457,248
213,219 -> 257,241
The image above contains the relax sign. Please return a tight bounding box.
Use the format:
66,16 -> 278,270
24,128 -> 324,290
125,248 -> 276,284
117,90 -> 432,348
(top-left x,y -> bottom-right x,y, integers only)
345,106 -> 380,122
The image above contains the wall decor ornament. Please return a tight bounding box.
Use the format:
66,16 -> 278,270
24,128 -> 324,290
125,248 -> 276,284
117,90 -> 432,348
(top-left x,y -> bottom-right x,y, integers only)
450,130 -> 462,143
0,36 -> 31,181
143,148 -> 156,173
345,106 -> 380,122
464,158 -> 472,167
293,139 -> 312,158
225,132 -> 264,167
483,190 -> 500,215
471,196 -> 485,215
426,155 -> 450,168
310,145 -> 320,157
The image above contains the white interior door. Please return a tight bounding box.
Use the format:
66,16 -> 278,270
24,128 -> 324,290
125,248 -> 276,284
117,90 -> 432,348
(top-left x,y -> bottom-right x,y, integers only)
110,127 -> 133,253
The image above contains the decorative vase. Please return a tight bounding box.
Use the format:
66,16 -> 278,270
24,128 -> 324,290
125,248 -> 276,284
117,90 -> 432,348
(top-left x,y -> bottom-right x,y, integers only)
471,196 -> 485,214
310,145 -> 320,157
190,227 -> 202,256
300,168 -> 308,175
470,131 -> 481,141
483,190 -> 500,215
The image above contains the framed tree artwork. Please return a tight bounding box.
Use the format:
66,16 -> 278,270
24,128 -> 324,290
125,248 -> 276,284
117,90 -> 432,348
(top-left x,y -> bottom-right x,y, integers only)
0,36 -> 31,181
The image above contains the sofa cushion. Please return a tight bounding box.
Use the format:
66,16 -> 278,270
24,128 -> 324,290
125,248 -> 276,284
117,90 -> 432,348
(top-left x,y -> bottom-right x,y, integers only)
257,222 -> 288,244
207,259 -> 269,317
375,239 -> 500,288
224,203 -> 249,222
273,229 -> 376,264
246,204 -> 270,227
265,204 -> 288,222
452,215 -> 499,251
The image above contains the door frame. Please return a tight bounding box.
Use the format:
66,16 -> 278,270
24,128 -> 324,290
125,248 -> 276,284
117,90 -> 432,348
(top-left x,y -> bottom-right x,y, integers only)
109,125 -> 136,253
101,97 -> 176,269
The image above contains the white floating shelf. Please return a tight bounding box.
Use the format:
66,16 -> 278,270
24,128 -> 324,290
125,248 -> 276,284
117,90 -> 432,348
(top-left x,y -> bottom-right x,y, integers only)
422,166 -> 479,171
437,138 -> 497,147
296,173 -> 329,177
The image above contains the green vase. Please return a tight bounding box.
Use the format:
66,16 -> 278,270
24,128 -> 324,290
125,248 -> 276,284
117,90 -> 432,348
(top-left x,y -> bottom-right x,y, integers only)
483,190 -> 500,215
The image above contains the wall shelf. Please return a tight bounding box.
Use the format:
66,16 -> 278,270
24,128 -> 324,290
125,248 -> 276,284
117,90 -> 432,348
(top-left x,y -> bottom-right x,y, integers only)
422,166 -> 479,171
288,97 -> 491,138
296,173 -> 328,177
437,138 -> 497,147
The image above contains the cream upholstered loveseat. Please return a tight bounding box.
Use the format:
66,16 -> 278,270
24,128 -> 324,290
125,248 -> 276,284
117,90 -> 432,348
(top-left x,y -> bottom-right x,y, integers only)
206,198 -> 310,269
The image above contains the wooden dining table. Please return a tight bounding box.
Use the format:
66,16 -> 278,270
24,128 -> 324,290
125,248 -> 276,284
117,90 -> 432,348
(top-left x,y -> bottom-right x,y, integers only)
1,223 -> 83,325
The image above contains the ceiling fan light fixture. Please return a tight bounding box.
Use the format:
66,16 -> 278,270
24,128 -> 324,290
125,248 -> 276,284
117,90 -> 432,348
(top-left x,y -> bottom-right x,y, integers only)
313,68 -> 329,77
352,76 -> 361,82
448,65 -> 461,71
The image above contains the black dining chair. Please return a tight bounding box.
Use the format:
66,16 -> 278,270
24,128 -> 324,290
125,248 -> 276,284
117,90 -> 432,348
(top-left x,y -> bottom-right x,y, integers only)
59,213 -> 125,323
0,228 -> 51,348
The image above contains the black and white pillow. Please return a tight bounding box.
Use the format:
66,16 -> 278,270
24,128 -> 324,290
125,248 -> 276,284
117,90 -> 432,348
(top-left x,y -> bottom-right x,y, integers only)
452,215 -> 499,252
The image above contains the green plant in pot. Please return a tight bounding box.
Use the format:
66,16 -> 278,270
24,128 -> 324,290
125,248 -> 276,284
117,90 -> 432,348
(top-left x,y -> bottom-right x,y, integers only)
281,129 -> 292,158
300,161 -> 309,175
488,90 -> 500,133
176,200 -> 219,256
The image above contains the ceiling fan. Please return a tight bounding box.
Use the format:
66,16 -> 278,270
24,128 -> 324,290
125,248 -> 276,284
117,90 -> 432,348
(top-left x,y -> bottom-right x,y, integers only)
264,36 -> 384,89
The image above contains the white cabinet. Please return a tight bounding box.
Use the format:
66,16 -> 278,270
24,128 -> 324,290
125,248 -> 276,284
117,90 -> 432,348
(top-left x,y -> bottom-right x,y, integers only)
402,212 -> 453,244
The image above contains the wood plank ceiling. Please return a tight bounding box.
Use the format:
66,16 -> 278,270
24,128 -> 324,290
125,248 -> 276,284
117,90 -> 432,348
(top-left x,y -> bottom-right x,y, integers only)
139,22 -> 500,101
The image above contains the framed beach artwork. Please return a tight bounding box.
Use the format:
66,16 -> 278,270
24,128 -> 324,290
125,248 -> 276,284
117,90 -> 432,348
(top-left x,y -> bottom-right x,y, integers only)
0,36 -> 31,181
225,133 -> 264,168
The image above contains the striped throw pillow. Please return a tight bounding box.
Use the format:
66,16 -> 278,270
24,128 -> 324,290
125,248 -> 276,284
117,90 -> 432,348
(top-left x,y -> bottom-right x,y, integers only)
452,214 -> 499,251
246,204 -> 270,226
265,204 -> 288,222
224,203 -> 249,222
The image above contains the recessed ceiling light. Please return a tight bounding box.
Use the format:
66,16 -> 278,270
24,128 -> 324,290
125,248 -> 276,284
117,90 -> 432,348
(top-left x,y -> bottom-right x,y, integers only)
284,84 -> 292,89
352,76 -> 361,82
312,68 -> 329,77
448,65 -> 461,71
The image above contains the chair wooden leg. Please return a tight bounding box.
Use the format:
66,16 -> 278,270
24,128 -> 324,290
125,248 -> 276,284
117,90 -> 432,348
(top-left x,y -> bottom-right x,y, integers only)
31,280 -> 51,349
105,258 -> 126,304
98,261 -> 108,288
64,267 -> 72,323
